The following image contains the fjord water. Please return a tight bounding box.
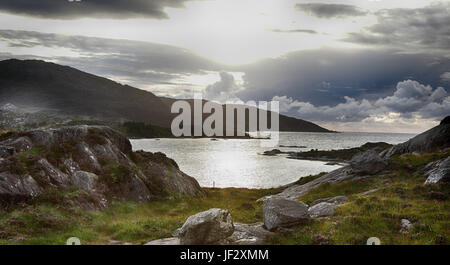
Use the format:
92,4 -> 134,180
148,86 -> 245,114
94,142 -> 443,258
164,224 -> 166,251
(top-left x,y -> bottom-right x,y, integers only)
131,132 -> 415,188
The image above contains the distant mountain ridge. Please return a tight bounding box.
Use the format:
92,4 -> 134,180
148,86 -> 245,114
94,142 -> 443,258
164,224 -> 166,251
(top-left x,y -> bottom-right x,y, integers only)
0,59 -> 333,133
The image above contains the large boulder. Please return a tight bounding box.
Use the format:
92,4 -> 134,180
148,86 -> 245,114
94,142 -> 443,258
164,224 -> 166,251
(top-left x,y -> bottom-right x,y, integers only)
131,151 -> 203,196
224,222 -> 275,245
263,198 -> 310,231
424,156 -> 450,184
178,208 -> 234,245
151,221 -> 274,246
350,150 -> 387,175
308,202 -> 335,218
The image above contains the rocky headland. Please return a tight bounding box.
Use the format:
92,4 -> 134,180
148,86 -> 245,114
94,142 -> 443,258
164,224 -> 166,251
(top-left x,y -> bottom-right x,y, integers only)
0,125 -> 203,209
263,142 -> 393,165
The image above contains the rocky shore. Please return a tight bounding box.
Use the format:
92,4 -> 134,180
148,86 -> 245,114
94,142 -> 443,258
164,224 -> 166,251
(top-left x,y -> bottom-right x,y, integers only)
263,142 -> 393,165
261,117 -> 449,201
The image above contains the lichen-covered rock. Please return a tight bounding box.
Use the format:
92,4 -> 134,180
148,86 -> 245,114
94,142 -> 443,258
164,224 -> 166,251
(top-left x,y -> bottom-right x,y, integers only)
424,156 -> 450,184
178,208 -> 234,245
400,219 -> 413,233
308,202 -> 335,218
71,171 -> 99,192
35,158 -> 70,186
311,195 -> 348,206
223,222 -> 275,245
263,198 -> 310,231
350,150 -> 387,175
0,125 -> 204,208
132,151 -> 203,196
0,137 -> 33,154
0,172 -> 41,205
157,222 -> 274,245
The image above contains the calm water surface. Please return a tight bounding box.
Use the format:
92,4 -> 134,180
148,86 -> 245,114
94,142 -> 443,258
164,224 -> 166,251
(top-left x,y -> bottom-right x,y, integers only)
131,132 -> 415,188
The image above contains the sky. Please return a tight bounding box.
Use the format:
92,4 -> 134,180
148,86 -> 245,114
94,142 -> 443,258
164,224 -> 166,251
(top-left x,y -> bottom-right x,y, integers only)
0,0 -> 449,133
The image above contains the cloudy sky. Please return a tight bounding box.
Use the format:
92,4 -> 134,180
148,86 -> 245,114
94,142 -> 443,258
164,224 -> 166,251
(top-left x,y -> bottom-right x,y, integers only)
0,0 -> 449,133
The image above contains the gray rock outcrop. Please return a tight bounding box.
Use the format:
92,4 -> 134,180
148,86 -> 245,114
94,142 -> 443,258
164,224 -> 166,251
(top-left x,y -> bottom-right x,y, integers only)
311,195 -> 348,206
263,198 -> 310,231
350,150 -> 387,175
178,208 -> 234,245
223,222 -> 275,245
0,125 -> 204,208
424,156 -> 450,184
308,202 -> 335,218
382,117 -> 450,158
149,220 -> 274,245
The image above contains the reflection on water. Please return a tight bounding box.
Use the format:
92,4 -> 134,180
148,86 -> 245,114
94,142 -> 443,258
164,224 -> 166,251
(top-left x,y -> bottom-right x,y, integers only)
131,132 -> 415,188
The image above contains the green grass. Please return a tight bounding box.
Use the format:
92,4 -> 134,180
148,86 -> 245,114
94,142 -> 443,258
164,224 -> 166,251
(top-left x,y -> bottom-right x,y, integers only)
0,188 -> 279,245
268,152 -> 450,245
292,172 -> 327,186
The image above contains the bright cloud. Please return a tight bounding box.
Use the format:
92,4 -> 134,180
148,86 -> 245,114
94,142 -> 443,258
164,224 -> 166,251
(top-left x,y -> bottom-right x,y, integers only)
204,72 -> 245,102
273,80 -> 449,131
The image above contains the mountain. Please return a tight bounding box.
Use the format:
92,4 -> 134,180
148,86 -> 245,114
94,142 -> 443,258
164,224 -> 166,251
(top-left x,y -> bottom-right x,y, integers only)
0,59 -> 333,133
0,59 -> 172,128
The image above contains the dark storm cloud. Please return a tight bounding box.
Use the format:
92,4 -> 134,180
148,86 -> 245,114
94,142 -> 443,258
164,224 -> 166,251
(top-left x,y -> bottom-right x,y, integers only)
267,29 -> 318,34
295,3 -> 367,18
0,0 -> 193,19
344,3 -> 450,51
235,47 -> 450,122
0,30 -> 224,88
237,49 -> 450,107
